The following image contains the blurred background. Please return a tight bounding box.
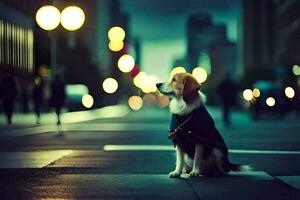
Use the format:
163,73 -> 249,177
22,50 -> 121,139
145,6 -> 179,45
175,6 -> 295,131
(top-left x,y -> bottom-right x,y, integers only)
1,0 -> 300,122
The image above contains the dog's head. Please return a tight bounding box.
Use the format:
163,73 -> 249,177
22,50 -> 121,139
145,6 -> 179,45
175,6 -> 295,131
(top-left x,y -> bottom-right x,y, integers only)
156,73 -> 201,104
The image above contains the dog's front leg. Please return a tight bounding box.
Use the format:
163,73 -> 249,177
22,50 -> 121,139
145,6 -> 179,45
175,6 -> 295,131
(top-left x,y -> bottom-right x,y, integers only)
169,146 -> 184,178
190,144 -> 204,177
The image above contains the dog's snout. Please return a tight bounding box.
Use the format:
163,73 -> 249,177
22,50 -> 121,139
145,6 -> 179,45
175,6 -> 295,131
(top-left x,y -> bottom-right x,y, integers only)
156,83 -> 162,88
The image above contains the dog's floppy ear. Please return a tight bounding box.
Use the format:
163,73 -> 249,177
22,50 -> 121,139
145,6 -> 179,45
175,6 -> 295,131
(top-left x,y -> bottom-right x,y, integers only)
182,75 -> 201,103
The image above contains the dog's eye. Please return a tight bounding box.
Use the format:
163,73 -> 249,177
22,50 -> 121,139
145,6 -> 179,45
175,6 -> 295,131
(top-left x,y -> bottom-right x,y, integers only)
172,78 -> 176,82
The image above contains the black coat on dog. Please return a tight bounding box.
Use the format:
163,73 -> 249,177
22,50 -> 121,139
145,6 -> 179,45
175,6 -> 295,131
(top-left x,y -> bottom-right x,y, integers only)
169,105 -> 228,158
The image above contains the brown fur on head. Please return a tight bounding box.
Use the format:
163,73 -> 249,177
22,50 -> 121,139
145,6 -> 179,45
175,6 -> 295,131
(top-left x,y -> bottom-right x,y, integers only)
168,73 -> 201,103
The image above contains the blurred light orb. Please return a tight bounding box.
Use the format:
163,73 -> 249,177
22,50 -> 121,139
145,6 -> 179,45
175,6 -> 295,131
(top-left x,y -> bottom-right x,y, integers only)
252,88 -> 260,98
143,93 -> 157,106
285,87 -> 295,98
140,75 -> 158,93
118,54 -> 135,73
60,6 -> 85,31
36,6 -> 60,31
128,96 -> 143,110
108,26 -> 125,41
102,78 -> 118,94
82,94 -> 94,108
192,67 -> 208,83
266,97 -> 275,107
243,89 -> 253,101
170,66 -> 186,79
108,41 -> 124,52
133,72 -> 147,88
292,65 -> 300,76
158,95 -> 169,108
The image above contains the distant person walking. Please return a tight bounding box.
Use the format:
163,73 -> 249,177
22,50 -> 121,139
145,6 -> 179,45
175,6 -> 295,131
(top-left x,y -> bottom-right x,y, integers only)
49,74 -> 66,125
0,72 -> 18,124
32,76 -> 44,124
218,74 -> 237,127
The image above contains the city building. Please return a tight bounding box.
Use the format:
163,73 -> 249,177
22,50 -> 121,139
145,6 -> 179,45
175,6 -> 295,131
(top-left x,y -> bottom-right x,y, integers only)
186,12 -> 237,103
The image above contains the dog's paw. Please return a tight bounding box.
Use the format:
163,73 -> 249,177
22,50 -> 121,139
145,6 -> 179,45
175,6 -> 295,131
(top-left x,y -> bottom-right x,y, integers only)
189,171 -> 200,177
169,171 -> 181,178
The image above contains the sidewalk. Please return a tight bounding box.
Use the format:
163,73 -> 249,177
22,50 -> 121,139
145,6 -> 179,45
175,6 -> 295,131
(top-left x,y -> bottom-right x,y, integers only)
0,105 -> 130,125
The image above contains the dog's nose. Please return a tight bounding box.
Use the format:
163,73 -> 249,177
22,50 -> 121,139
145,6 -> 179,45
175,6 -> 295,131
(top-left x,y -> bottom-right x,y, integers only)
156,83 -> 162,88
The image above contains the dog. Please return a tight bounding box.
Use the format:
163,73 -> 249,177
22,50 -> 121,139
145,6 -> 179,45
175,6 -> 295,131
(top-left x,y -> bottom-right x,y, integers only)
156,72 -> 249,178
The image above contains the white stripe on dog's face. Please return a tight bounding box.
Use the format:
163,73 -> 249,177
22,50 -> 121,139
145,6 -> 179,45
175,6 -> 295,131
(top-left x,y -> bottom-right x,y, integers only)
157,82 -> 173,95
157,73 -> 186,98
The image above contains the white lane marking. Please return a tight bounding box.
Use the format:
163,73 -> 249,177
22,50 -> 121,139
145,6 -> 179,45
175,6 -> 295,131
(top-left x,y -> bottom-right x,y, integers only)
103,145 -> 300,155
103,145 -> 175,151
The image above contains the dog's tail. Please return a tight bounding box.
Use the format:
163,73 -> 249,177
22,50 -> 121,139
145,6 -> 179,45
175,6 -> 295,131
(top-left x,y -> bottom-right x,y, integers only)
230,163 -> 252,172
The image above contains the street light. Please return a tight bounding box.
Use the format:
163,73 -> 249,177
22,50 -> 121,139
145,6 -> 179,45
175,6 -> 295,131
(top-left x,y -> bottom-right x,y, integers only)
60,6 -> 85,31
102,78 -> 119,94
117,54 -> 135,73
36,6 -> 60,31
108,26 -> 126,42
35,5 -> 85,78
192,67 -> 208,84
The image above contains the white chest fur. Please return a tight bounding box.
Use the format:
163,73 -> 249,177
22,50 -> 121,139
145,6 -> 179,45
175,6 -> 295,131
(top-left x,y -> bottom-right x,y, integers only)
169,92 -> 206,116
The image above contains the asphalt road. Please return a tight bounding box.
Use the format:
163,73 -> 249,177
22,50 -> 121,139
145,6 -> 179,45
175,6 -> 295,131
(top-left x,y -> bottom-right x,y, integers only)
0,106 -> 300,199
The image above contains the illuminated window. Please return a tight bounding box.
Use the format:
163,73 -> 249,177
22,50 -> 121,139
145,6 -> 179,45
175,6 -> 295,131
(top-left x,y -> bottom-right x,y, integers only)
0,20 -> 34,73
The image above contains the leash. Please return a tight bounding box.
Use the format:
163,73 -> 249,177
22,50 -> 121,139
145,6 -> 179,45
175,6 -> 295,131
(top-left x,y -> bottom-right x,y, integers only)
168,113 -> 193,141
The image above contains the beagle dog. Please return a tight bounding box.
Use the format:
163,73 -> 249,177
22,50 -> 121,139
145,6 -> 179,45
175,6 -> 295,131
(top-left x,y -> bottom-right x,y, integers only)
156,73 -> 249,178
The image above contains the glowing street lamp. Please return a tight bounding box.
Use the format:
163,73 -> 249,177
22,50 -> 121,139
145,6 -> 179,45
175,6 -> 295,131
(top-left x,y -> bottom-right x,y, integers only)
170,66 -> 186,80
117,54 -> 135,73
133,72 -> 147,88
128,96 -> 143,110
252,88 -> 260,98
36,5 -> 85,79
243,89 -> 253,101
82,94 -> 94,108
60,6 -> 85,31
108,41 -> 124,52
108,26 -> 126,42
285,87 -> 295,99
266,97 -> 275,107
36,6 -> 60,31
102,78 -> 119,94
192,67 -> 208,83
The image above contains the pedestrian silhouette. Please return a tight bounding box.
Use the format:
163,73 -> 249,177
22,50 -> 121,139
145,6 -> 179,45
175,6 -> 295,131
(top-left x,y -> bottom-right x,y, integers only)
49,74 -> 66,125
0,72 -> 18,124
218,74 -> 237,127
32,76 -> 44,124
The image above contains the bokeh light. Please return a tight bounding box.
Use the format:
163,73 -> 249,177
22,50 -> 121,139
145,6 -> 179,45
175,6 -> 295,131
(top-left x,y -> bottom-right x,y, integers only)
243,89 -> 253,101
140,75 -> 158,93
158,95 -> 169,108
285,87 -> 295,98
292,65 -> 300,76
118,54 -> 135,73
143,93 -> 157,106
128,96 -> 143,110
82,94 -> 94,108
102,78 -> 118,94
252,88 -> 260,98
133,72 -> 147,88
170,66 -> 186,79
60,6 -> 85,31
108,26 -> 125,42
108,41 -> 124,52
192,67 -> 208,83
266,97 -> 276,107
36,6 -> 60,31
